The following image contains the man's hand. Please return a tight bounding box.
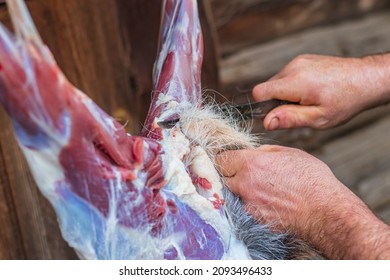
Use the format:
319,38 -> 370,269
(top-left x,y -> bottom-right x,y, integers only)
216,145 -> 390,259
253,54 -> 390,130
216,145 -> 352,235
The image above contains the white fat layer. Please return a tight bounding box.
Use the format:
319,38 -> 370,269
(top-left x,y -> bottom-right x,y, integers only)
104,170 -> 121,258
189,146 -> 223,195
160,126 -> 250,259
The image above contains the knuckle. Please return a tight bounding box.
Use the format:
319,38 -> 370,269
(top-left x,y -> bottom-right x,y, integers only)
292,54 -> 309,65
314,115 -> 333,129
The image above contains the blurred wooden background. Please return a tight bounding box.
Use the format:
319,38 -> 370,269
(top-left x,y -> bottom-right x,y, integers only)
1,0 -> 390,259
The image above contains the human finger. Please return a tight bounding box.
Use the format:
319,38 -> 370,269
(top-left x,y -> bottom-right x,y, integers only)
263,104 -> 326,130
252,79 -> 302,103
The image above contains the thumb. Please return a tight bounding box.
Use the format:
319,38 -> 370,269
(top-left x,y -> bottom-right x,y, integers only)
215,150 -> 250,197
263,104 -> 324,130
214,150 -> 244,178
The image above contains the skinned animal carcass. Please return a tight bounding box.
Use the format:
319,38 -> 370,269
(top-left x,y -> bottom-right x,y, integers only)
0,0 -> 318,259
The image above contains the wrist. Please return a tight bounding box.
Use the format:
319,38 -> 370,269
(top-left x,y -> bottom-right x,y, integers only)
360,53 -> 390,109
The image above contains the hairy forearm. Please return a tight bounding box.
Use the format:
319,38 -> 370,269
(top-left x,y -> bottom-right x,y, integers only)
361,53 -> 390,109
305,183 -> 390,259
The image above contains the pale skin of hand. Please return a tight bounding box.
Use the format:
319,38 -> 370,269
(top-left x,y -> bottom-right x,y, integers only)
216,145 -> 390,259
216,53 -> 390,259
254,54 -> 390,130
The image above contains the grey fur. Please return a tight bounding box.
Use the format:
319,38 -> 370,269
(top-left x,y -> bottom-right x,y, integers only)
223,188 -> 291,259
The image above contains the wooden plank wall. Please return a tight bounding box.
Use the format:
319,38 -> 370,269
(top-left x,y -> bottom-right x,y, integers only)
1,0 -> 390,259
211,0 -> 390,56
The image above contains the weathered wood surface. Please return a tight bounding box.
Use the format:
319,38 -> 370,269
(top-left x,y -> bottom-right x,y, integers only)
221,10 -> 390,94
314,114 -> 390,190
314,115 -> 390,224
211,0 -> 390,55
358,168 -> 390,215
0,135 -> 25,259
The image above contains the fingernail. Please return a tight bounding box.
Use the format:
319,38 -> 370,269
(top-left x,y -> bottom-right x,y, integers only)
268,117 -> 279,130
